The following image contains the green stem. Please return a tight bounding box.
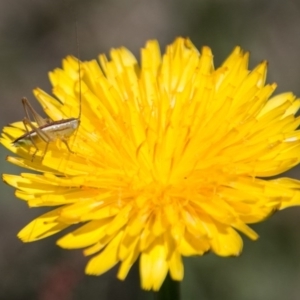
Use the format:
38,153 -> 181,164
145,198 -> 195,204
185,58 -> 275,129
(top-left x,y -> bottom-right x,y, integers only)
155,273 -> 180,300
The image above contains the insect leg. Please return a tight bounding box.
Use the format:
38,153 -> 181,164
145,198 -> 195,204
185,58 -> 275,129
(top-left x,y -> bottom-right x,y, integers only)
22,118 -> 40,160
22,97 -> 49,126
23,118 -> 54,160
62,139 -> 75,154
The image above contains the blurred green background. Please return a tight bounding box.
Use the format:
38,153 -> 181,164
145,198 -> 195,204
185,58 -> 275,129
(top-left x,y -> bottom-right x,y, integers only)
1,0 -> 300,299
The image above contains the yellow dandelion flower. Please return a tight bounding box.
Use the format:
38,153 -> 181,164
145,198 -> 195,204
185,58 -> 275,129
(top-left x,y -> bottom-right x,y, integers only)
2,38 -> 300,291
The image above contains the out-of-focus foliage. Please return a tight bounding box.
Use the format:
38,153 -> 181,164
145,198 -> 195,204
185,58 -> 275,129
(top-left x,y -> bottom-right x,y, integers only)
1,0 -> 300,299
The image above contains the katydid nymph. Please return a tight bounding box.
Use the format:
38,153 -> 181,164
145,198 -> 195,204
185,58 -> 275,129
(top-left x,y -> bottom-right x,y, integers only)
13,8 -> 82,161
12,95 -> 81,160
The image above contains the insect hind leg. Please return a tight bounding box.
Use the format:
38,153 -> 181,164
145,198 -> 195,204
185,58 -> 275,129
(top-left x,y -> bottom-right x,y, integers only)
22,118 -> 40,161
22,118 -> 53,161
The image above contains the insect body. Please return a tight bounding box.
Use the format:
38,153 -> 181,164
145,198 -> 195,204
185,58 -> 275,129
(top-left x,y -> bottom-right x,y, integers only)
12,97 -> 80,159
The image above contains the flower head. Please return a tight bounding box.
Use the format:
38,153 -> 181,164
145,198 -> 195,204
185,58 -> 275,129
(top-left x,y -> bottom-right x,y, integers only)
2,38 -> 300,290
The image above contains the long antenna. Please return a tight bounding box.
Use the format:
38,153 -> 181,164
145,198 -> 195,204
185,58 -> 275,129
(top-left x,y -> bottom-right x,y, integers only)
64,0 -> 82,156
67,0 -> 82,120
73,4 -> 82,120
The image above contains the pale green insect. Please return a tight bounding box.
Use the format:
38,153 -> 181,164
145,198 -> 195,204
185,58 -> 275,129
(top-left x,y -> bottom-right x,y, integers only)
12,97 -> 80,159
13,13 -> 82,160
